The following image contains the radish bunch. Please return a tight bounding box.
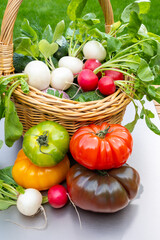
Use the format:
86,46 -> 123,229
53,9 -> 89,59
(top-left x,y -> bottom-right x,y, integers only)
23,39 -> 123,98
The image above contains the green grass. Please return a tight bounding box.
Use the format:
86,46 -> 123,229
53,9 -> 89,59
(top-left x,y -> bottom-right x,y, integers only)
0,0 -> 160,40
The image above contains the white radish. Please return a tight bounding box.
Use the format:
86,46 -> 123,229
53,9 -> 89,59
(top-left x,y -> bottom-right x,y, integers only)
50,67 -> 74,90
83,40 -> 107,62
17,188 -> 42,216
24,60 -> 51,90
58,56 -> 83,74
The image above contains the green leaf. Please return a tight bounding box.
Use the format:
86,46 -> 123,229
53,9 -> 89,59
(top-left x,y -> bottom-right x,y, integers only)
128,11 -> 141,36
145,116 -> 160,135
0,199 -> 16,210
137,59 -> 154,82
15,38 -> 39,58
20,18 -> 38,43
42,24 -> 53,43
124,103 -> 139,132
0,140 -> 3,149
0,94 -> 5,119
110,21 -> 122,33
39,40 -> 58,58
20,80 -> 29,94
142,42 -> 154,57
0,166 -> 17,185
74,91 -> 104,102
65,85 -> 82,98
67,0 -> 88,21
147,86 -> 160,103
52,20 -> 65,42
5,99 -> 23,147
107,36 -> 122,55
16,186 -> 25,194
121,0 -> 150,22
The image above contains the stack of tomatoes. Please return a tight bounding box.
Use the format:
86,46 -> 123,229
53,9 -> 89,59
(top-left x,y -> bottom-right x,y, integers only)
67,122 -> 140,213
12,121 -> 70,191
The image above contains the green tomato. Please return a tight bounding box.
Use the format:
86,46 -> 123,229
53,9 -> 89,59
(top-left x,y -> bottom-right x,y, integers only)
23,121 -> 70,167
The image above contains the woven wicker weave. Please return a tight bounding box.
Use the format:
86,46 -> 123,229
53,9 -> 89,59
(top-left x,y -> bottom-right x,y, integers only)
0,0 -> 132,136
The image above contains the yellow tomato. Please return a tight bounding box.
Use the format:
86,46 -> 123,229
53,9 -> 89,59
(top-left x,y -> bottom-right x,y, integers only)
12,149 -> 70,191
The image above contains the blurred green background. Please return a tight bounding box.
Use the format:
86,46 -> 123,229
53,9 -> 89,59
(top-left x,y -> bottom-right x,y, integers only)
0,0 -> 160,39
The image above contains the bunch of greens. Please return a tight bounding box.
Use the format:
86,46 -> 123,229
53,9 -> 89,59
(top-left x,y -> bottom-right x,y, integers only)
66,0 -> 160,134
14,18 -> 66,70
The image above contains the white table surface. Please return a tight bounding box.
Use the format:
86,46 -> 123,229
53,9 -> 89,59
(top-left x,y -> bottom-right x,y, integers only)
0,100 -> 160,240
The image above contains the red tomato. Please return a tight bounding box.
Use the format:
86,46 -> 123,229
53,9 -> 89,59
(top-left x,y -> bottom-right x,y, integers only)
69,123 -> 133,170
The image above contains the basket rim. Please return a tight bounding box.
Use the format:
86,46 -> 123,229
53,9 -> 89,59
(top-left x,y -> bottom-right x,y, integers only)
13,84 -> 131,107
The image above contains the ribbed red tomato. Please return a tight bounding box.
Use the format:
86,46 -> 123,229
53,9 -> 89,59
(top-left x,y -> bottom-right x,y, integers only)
69,123 -> 133,170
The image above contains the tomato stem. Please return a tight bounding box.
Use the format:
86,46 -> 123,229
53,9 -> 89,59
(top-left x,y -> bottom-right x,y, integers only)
97,170 -> 109,176
96,126 -> 112,138
36,131 -> 52,156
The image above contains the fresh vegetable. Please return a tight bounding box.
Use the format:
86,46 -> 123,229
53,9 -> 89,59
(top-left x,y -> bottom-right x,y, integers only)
17,188 -> 42,216
23,121 -> 70,167
83,58 -> 102,78
83,59 -> 102,71
83,40 -> 106,61
24,60 -> 51,90
67,163 -> 140,213
0,166 -> 48,210
14,19 -> 66,70
42,88 -> 70,99
77,69 -> 98,92
0,74 -> 29,148
105,69 -> 124,81
12,149 -> 70,191
98,76 -> 116,95
50,67 -> 74,90
48,185 -> 68,208
70,122 -> 133,170
73,90 -> 104,102
58,56 -> 83,74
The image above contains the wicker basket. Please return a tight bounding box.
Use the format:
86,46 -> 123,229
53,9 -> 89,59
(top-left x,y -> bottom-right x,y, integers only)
0,0 -> 131,136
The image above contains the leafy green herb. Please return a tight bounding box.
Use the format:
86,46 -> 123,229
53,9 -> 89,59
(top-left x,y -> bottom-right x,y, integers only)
73,90 -> 104,102
0,74 -> 29,147
14,19 -> 67,70
0,166 -> 17,185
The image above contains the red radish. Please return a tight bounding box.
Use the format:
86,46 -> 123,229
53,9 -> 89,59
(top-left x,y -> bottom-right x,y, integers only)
78,69 -> 98,92
83,59 -> 102,78
48,185 -> 68,208
98,76 -> 116,95
83,59 -> 101,71
105,69 -> 124,81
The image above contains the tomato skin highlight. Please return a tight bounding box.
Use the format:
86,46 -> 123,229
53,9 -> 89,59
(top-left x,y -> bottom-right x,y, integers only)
48,185 -> 68,208
78,69 -> 98,91
69,123 -> 133,170
98,76 -> 116,95
22,121 -> 70,167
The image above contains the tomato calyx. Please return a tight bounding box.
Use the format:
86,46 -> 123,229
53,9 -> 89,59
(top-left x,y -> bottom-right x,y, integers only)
97,170 -> 109,176
95,126 -> 112,139
36,131 -> 51,156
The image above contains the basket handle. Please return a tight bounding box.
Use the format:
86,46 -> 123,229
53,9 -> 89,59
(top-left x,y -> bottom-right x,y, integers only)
0,0 -> 23,44
98,0 -> 114,33
0,0 -> 114,44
